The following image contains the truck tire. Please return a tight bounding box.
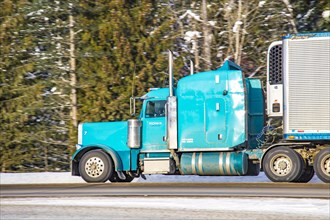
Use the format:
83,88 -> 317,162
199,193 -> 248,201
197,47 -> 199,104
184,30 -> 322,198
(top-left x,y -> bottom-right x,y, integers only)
314,148 -> 330,183
263,147 -> 304,182
292,152 -> 314,183
109,172 -> 134,183
79,150 -> 113,183
293,165 -> 314,183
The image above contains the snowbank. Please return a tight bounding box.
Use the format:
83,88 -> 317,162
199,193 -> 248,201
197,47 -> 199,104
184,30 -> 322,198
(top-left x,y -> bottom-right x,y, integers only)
1,197 -> 329,219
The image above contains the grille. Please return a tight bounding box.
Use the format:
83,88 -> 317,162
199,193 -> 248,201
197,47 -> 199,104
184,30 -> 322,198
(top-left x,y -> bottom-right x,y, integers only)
269,45 -> 283,85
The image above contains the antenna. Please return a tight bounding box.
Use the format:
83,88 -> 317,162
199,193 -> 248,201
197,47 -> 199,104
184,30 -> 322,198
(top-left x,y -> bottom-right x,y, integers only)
131,64 -> 136,98
130,65 -> 136,116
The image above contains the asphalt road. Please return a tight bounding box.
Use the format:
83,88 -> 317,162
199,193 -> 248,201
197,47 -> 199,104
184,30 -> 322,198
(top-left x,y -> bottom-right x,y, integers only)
1,182 -> 329,198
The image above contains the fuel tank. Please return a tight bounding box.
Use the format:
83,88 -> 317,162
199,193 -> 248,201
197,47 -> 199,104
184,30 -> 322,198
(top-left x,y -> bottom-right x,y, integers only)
180,152 -> 248,176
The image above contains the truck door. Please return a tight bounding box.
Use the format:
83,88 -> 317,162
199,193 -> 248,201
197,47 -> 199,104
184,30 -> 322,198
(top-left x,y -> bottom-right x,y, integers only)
141,100 -> 167,150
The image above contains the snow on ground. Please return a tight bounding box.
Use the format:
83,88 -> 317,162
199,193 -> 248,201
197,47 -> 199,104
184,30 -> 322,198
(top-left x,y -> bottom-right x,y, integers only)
1,197 -> 329,220
1,197 -> 328,215
0,172 -> 322,184
0,173 -> 328,219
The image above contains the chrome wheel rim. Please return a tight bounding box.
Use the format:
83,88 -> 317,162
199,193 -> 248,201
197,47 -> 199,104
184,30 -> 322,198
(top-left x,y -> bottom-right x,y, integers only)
320,155 -> 330,177
270,154 -> 292,176
85,157 -> 105,178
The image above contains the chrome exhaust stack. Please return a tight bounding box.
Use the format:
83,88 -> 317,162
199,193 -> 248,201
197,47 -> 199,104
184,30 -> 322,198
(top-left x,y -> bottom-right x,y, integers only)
166,50 -> 178,150
190,60 -> 194,75
169,50 -> 174,97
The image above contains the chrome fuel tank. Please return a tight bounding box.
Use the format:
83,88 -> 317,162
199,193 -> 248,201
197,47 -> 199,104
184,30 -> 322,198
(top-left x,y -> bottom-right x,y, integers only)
180,152 -> 248,176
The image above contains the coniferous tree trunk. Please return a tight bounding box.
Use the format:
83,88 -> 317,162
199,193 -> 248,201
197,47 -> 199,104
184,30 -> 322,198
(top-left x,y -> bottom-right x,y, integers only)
201,0 -> 212,70
282,0 -> 298,33
234,0 -> 242,64
69,13 -> 77,129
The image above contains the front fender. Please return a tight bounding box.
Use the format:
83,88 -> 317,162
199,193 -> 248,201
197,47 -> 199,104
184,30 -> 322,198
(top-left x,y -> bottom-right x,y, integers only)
71,144 -> 123,176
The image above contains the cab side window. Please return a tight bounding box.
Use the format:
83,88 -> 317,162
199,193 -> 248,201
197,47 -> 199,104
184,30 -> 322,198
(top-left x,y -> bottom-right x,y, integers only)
145,100 -> 166,118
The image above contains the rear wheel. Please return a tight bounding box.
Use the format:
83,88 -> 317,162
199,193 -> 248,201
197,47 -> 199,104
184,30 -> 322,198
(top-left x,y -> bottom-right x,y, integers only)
263,147 -> 304,182
79,150 -> 113,183
292,151 -> 314,183
314,148 -> 330,183
293,165 -> 314,183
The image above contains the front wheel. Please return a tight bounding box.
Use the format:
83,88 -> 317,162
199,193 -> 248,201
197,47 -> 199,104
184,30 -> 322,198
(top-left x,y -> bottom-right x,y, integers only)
79,150 -> 113,183
314,148 -> 330,183
263,147 -> 304,182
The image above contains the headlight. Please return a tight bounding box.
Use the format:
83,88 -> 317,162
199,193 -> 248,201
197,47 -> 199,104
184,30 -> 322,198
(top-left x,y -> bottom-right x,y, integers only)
78,123 -> 83,145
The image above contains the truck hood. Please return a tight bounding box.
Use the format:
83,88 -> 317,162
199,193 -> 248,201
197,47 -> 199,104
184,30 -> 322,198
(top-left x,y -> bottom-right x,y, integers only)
80,121 -> 128,151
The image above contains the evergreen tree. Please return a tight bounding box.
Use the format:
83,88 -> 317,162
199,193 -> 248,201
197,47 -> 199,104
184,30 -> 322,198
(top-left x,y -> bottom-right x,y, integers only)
78,1 -> 180,122
0,0 -> 80,171
1,0 -> 329,172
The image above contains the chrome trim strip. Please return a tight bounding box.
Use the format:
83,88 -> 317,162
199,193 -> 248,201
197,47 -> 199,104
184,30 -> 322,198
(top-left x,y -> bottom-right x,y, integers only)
198,152 -> 203,175
144,157 -> 170,161
283,38 -> 290,134
191,153 -> 196,175
179,148 -> 234,152
140,150 -> 171,153
225,152 -> 231,175
219,152 -> 224,175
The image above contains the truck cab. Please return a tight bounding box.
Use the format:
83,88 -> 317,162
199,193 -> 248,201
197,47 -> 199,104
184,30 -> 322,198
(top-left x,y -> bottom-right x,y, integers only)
71,58 -> 265,182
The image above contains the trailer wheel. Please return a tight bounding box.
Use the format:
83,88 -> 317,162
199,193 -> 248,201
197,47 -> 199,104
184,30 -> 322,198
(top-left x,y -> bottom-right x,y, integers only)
293,165 -> 314,183
314,148 -> 330,183
79,150 -> 113,183
263,147 -> 303,182
109,172 -> 134,183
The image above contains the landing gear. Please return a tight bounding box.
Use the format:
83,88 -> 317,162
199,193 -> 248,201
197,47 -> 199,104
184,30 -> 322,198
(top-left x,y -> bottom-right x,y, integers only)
263,147 -> 303,182
79,150 -> 113,183
314,148 -> 330,183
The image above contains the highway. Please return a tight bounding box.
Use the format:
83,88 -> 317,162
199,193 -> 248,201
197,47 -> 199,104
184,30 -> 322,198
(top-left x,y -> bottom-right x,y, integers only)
1,182 -> 329,198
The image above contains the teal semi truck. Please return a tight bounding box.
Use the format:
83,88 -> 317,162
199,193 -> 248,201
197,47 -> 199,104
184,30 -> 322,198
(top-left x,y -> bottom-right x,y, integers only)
72,32 -> 330,183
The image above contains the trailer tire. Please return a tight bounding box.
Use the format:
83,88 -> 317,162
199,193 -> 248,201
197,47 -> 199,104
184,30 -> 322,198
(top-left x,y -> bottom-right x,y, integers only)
314,148 -> 330,183
109,172 -> 134,183
263,147 -> 303,182
79,150 -> 113,183
291,152 -> 314,183
293,165 -> 314,183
